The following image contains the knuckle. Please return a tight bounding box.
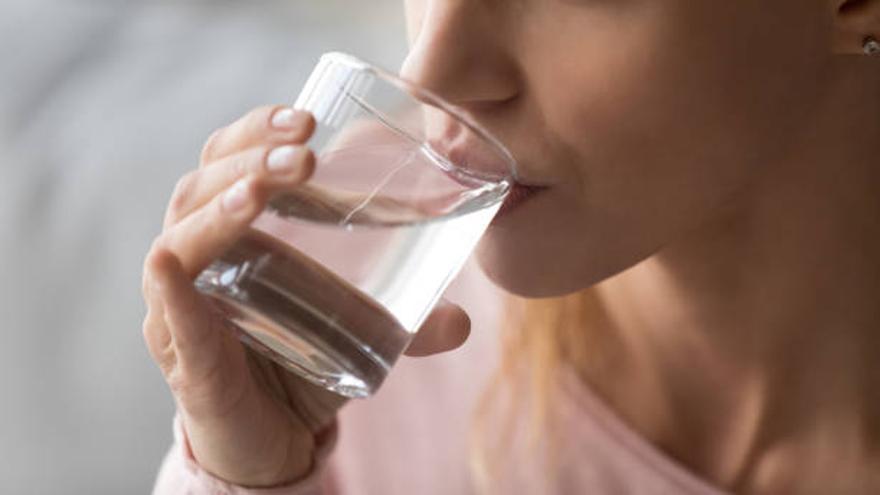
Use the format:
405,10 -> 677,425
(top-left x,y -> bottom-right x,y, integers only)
235,147 -> 272,182
148,236 -> 168,257
169,172 -> 197,216
156,346 -> 179,382
142,306 -> 180,379
145,238 -> 171,276
167,362 -> 211,398
142,245 -> 163,294
231,149 -> 257,177
172,173 -> 195,201
166,372 -> 187,396
200,127 -> 226,165
141,267 -> 152,300
247,105 -> 281,134
141,311 -> 161,345
257,145 -> 275,171
143,241 -> 161,275
142,315 -> 171,365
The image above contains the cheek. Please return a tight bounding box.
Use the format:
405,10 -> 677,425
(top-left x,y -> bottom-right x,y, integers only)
477,1 -> 832,296
529,1 -> 828,229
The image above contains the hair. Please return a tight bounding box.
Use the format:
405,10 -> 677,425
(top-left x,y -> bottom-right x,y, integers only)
467,287 -> 612,494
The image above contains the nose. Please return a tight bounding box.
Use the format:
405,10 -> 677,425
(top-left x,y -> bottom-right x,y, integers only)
399,1 -> 522,111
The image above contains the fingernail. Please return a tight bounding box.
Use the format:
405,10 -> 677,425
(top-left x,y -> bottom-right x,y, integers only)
266,145 -> 301,174
270,107 -> 302,129
223,180 -> 250,211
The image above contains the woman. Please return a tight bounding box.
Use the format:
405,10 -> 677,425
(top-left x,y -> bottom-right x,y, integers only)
143,0 -> 880,493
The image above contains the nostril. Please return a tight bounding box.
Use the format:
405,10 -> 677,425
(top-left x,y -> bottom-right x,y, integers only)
399,37 -> 522,113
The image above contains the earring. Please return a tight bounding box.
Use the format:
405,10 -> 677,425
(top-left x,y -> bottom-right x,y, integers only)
864,36 -> 880,56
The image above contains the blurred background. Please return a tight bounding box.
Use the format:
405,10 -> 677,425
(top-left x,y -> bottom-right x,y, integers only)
0,1 -> 407,493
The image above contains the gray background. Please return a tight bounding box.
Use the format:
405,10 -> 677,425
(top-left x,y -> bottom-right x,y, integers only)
0,1 -> 406,493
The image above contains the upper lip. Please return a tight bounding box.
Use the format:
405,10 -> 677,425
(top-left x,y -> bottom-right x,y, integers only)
429,138 -> 551,188
425,107 -> 555,188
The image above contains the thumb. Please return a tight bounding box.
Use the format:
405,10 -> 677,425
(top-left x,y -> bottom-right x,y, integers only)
403,299 -> 471,357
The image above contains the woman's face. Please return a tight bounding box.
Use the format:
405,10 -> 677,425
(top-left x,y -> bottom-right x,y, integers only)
401,0 -> 836,297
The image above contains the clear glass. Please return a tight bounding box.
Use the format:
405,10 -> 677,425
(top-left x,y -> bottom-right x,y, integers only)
195,52 -> 516,398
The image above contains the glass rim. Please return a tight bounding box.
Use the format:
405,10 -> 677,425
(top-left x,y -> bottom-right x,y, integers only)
318,51 -> 519,184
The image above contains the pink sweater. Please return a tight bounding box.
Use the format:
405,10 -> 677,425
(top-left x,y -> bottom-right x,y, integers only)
151,258 -> 730,495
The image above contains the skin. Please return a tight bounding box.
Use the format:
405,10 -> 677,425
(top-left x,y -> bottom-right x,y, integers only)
142,107 -> 471,487
401,0 -> 880,492
142,0 -> 880,491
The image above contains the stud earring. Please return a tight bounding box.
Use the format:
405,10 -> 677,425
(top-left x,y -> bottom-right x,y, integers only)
864,36 -> 880,56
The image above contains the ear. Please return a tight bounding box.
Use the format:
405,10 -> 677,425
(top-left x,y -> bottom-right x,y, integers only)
832,0 -> 880,54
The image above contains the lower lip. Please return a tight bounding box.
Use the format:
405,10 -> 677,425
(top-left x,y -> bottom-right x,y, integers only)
492,184 -> 546,222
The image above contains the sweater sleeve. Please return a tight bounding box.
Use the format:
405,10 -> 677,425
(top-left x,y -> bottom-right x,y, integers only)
151,412 -> 338,495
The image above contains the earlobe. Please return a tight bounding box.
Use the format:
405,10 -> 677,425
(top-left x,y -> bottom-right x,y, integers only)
864,35 -> 880,54
832,0 -> 880,55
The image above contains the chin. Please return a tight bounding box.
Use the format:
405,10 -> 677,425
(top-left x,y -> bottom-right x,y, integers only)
473,233 -> 587,299
474,220 -> 648,299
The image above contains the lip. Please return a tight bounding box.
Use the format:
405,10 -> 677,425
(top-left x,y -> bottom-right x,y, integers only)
428,138 -> 510,181
493,183 -> 547,221
428,138 -> 550,188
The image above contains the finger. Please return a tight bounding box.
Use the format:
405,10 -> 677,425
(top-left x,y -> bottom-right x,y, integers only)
156,176 -> 266,280
142,295 -> 176,376
164,144 -> 315,229
142,254 -> 175,370
404,299 -> 471,357
200,105 -> 315,166
145,247 -> 234,382
247,349 -> 348,433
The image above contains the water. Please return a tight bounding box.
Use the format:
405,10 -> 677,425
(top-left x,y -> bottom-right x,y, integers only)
195,144 -> 509,398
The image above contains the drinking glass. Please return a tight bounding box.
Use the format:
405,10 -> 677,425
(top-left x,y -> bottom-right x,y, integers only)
195,52 -> 516,398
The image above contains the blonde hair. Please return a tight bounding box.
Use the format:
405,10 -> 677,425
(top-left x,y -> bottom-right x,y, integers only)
468,288 -> 610,493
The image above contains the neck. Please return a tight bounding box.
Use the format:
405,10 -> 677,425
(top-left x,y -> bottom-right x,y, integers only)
588,61 -> 880,493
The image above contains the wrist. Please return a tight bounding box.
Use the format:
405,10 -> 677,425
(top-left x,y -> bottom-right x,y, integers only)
173,411 -> 338,489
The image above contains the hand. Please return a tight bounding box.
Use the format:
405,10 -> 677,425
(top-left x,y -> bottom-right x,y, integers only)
141,105 -> 472,487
